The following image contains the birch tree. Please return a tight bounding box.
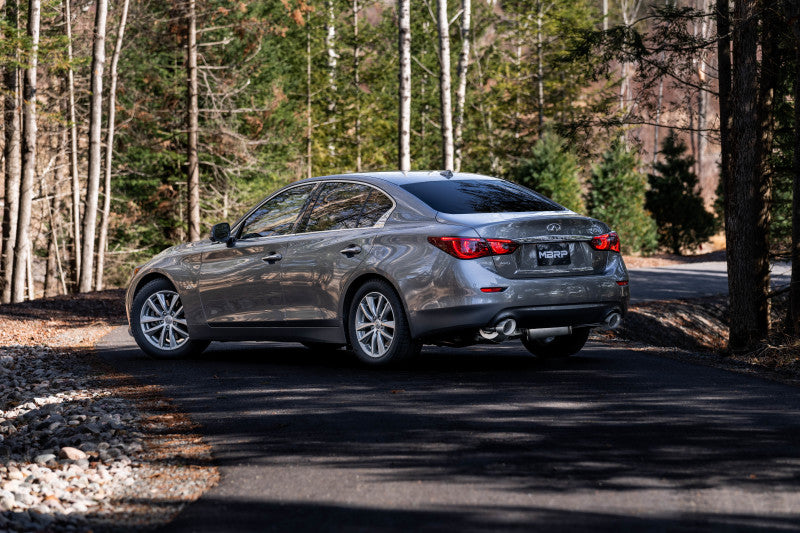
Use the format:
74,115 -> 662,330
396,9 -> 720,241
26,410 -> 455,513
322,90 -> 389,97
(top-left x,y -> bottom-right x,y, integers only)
1,0 -> 21,303
64,0 -> 81,284
96,0 -> 130,290
453,0 -> 470,172
437,0 -> 454,170
398,0 -> 411,171
79,0 -> 108,292
353,0 -> 362,171
12,0 -> 41,302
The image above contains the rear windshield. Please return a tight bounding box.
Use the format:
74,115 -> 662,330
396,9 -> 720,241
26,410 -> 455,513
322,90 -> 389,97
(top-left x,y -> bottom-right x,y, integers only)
400,179 -> 564,214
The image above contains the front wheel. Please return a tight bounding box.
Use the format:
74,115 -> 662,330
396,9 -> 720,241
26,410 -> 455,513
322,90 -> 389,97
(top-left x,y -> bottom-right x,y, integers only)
521,327 -> 590,359
131,278 -> 210,359
348,280 -> 420,366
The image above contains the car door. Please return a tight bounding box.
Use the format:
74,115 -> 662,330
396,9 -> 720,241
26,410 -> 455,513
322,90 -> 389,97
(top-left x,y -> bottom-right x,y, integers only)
198,183 -> 317,326
280,181 -> 395,324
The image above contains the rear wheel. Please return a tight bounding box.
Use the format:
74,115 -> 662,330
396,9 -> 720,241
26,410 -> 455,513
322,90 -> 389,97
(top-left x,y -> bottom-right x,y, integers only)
131,278 -> 210,359
348,280 -> 420,366
521,327 -> 589,359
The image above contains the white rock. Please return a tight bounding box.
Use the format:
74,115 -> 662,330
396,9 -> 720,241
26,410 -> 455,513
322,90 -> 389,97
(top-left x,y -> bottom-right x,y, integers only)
58,447 -> 87,461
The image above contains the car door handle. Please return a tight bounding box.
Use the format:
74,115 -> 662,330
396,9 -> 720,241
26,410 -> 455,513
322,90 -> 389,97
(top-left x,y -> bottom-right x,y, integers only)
340,245 -> 362,257
262,253 -> 283,264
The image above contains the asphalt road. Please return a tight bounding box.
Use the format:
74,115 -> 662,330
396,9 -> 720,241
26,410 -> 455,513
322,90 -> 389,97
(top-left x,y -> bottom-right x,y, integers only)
628,261 -> 791,302
97,327 -> 800,532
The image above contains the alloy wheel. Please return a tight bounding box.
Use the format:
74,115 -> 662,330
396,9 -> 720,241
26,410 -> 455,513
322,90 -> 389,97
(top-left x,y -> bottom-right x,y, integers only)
139,290 -> 189,351
354,291 -> 396,358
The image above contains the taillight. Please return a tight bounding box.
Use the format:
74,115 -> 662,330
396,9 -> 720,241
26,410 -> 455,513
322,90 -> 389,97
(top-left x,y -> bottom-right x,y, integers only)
590,232 -> 620,253
427,236 -> 519,260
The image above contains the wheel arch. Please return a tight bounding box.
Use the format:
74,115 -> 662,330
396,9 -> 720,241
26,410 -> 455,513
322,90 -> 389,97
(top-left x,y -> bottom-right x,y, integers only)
132,271 -> 178,300
341,272 -> 412,346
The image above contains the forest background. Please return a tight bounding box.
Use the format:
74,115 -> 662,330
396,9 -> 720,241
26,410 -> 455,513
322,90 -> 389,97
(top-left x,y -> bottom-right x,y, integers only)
0,0 -> 798,351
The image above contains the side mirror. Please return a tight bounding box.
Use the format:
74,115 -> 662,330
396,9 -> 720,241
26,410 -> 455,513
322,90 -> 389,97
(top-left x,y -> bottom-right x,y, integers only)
210,222 -> 231,243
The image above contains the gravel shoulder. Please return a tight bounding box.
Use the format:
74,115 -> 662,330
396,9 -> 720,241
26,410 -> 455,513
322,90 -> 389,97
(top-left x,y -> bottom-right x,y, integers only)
0,290 -> 218,532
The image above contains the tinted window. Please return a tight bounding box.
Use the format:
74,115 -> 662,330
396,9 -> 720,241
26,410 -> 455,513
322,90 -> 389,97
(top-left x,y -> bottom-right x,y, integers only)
239,184 -> 314,239
400,180 -> 564,214
358,190 -> 394,227
303,183 -> 372,232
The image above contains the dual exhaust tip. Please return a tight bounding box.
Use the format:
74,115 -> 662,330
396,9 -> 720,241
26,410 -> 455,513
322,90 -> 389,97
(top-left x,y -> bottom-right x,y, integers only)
478,311 -> 623,342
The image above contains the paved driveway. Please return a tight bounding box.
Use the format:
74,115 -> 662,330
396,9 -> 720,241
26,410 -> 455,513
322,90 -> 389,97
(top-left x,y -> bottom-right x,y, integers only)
97,328 -> 800,532
628,261 -> 791,302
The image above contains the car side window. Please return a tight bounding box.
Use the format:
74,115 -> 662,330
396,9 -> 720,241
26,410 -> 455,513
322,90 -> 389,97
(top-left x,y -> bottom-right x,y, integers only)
302,182 -> 374,233
239,184 -> 315,239
357,190 -> 394,227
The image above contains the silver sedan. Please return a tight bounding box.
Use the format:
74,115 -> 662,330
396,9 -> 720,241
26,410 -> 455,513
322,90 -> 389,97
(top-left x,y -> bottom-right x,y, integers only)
126,171 -> 629,365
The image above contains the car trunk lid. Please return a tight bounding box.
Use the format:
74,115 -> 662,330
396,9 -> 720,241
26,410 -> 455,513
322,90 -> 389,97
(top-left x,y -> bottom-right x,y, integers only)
435,211 -> 610,278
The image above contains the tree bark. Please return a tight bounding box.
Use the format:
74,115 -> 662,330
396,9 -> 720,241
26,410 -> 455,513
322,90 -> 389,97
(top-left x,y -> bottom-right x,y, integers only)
696,0 -> 710,179
306,10 -> 312,179
325,0 -> 337,157
79,0 -> 108,292
187,0 -> 200,242
398,0 -> 411,172
1,0 -> 21,304
64,0 -> 81,285
536,1 -> 544,131
603,0 -> 608,31
717,0 -> 731,214
353,0 -> 361,172
12,0 -> 40,302
96,0 -> 130,291
726,0 -> 766,350
790,7 -> 800,333
453,0 -> 471,172
437,0 -> 454,170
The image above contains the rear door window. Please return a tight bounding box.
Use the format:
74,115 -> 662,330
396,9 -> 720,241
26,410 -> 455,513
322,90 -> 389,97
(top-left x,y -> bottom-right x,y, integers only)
400,179 -> 564,214
300,182 -> 394,232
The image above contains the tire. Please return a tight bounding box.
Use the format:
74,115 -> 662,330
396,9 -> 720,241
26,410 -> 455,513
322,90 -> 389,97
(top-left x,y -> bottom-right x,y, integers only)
131,278 -> 210,359
347,280 -> 420,366
301,342 -> 345,352
521,327 -> 590,359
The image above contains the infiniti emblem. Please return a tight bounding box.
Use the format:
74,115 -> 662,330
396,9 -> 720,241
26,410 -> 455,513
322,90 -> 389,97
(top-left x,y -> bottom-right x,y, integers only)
546,223 -> 561,232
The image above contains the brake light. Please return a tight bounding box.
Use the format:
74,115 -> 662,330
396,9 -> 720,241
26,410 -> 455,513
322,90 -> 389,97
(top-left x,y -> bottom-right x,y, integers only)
427,236 -> 519,260
590,232 -> 620,253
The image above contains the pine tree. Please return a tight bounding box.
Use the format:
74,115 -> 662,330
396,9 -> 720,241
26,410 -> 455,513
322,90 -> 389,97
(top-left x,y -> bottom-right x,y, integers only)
646,131 -> 716,255
508,130 -> 584,213
588,140 -> 658,254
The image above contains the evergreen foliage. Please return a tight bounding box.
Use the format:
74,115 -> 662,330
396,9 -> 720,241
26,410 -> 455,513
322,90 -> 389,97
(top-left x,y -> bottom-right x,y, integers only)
508,131 -> 584,213
588,140 -> 658,255
646,132 -> 716,255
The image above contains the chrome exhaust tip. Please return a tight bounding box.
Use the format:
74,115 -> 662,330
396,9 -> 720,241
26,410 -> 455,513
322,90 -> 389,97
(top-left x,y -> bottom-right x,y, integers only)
602,312 -> 623,330
496,318 -> 517,336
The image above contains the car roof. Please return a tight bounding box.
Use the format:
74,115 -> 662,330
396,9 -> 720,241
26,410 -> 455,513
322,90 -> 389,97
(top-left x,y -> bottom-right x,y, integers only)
308,171 -> 503,187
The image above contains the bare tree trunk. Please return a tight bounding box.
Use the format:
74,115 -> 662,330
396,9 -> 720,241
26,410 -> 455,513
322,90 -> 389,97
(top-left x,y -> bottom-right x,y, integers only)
306,11 -> 312,179
64,0 -> 81,285
96,0 -> 129,291
653,77 -> 663,164
717,0 -> 731,213
353,0 -> 362,172
603,0 -> 608,31
398,0 -> 411,172
437,0 -> 454,170
789,9 -> 800,333
726,0 -> 766,350
536,1 -> 544,132
44,165 -> 59,297
12,0 -> 40,303
1,0 -> 21,304
79,0 -> 108,292
186,0 -> 200,242
453,0 -> 471,172
696,0 -> 710,180
325,0 -> 338,157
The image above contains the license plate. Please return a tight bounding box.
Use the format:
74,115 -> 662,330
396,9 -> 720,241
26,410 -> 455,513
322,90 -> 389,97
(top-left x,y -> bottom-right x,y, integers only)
536,243 -> 570,266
